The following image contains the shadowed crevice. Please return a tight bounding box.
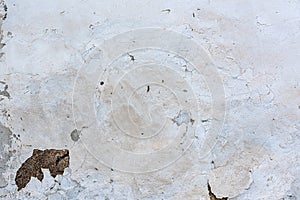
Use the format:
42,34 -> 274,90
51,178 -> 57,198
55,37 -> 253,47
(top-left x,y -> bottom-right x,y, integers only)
208,181 -> 228,200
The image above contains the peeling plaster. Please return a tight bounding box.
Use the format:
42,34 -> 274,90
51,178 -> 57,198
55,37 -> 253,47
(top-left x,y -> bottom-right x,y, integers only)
0,0 -> 299,199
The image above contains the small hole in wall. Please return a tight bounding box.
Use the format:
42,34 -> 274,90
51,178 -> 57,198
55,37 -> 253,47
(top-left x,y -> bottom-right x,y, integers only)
100,81 -> 104,85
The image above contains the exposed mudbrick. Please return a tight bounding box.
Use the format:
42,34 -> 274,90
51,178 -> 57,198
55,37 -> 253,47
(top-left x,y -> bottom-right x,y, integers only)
15,149 -> 69,191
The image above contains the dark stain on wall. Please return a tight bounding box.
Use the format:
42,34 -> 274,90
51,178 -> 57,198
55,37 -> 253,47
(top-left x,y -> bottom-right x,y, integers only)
15,149 -> 70,191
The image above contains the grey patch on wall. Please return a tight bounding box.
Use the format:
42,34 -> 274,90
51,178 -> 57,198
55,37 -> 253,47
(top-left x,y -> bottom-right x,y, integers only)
0,123 -> 12,188
70,129 -> 80,142
0,0 -> 7,58
0,1 -> 7,21
0,1 -> 9,189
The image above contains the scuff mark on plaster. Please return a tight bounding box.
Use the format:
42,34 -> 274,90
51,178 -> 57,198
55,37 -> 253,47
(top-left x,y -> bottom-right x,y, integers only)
172,110 -> 191,126
161,9 -> 171,13
0,84 -> 10,100
15,149 -> 70,191
129,54 -> 135,61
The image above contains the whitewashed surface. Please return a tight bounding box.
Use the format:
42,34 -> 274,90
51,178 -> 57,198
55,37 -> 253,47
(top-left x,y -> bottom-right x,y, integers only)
0,0 -> 299,199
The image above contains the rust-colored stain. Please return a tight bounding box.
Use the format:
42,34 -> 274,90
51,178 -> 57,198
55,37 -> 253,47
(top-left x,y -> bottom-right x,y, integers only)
15,149 -> 69,191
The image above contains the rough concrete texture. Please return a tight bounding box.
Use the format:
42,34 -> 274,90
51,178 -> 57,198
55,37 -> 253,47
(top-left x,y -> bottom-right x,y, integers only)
0,0 -> 299,199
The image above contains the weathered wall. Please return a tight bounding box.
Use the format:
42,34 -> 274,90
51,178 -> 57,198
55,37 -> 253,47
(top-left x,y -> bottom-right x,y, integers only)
0,0 -> 299,199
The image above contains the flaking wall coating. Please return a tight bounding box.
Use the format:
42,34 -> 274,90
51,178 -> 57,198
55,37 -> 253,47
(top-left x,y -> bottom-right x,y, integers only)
0,0 -> 299,199
15,149 -> 69,191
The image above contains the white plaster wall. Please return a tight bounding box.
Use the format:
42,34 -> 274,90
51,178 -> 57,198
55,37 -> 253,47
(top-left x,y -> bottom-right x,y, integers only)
0,0 -> 299,199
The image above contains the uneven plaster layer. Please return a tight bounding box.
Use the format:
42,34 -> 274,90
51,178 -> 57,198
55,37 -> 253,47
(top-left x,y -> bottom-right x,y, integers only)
0,0 -> 299,199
